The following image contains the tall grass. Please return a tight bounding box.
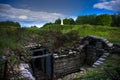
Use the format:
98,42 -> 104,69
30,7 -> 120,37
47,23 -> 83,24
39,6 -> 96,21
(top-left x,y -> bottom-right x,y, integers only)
41,24 -> 120,42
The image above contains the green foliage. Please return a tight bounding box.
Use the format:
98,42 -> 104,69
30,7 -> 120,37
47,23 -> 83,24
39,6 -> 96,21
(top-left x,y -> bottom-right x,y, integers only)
63,54 -> 120,80
42,22 -> 53,27
96,14 -> 112,26
54,18 -> 61,24
0,20 -> 120,79
0,21 -> 21,28
54,14 -> 120,27
63,18 -> 75,25
42,24 -> 120,42
41,24 -> 63,32
87,14 -> 96,25
63,18 -> 69,25
69,18 -> 75,25
111,14 -> 120,27
30,25 -> 38,28
0,21 -> 21,37
75,15 -> 96,25
65,30 -> 79,42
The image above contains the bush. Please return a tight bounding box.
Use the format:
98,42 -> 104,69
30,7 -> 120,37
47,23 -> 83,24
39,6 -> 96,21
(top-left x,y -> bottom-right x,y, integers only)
65,30 -> 80,42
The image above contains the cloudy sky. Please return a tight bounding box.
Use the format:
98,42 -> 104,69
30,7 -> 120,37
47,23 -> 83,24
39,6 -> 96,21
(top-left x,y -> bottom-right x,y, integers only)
0,0 -> 120,27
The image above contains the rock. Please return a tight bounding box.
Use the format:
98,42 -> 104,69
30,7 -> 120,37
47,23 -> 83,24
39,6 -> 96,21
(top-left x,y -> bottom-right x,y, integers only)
113,43 -> 120,47
16,63 -> 35,80
60,55 -> 67,57
73,51 -> 77,54
92,65 -> 97,68
107,43 -> 113,47
69,51 -> 73,54
54,55 -> 59,58
104,53 -> 110,56
78,44 -> 87,50
80,68 -> 86,72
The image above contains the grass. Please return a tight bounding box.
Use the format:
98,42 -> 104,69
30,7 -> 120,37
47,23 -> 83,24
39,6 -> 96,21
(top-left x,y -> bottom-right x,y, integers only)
81,54 -> 120,79
41,24 -> 120,79
0,24 -> 119,55
0,24 -> 120,79
63,53 -> 120,80
41,24 -> 120,42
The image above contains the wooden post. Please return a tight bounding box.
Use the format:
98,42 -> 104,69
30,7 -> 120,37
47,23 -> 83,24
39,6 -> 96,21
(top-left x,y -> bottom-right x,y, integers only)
3,60 -> 8,80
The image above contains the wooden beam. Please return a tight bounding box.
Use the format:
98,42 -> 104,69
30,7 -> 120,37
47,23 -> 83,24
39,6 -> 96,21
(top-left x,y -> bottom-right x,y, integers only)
30,54 -> 52,59
31,48 -> 45,52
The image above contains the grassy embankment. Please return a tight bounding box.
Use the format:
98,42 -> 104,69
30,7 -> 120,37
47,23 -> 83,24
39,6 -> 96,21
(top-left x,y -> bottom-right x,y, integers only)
0,24 -> 120,79
41,24 -> 120,79
1,24 -> 120,51
63,53 -> 120,80
0,24 -> 120,59
41,24 -> 120,42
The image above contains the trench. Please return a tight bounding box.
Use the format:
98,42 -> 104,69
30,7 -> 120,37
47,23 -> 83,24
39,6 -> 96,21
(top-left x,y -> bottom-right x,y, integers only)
27,35 -> 116,80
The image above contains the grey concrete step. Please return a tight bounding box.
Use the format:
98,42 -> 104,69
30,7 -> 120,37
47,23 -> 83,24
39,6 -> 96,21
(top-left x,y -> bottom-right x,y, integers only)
98,58 -> 106,61
93,62 -> 101,66
92,53 -> 110,68
101,55 -> 107,58
96,60 -> 103,64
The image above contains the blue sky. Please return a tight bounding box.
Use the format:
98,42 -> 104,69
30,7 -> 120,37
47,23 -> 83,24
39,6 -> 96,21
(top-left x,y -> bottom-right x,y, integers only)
0,0 -> 120,27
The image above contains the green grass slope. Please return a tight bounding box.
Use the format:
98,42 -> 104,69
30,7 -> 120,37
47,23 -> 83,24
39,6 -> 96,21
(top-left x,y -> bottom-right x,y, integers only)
41,24 -> 120,42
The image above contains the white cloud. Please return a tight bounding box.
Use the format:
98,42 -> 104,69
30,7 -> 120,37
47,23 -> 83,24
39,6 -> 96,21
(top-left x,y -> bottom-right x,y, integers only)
19,15 -> 28,20
0,4 -> 65,22
100,0 -> 107,2
93,0 -> 120,11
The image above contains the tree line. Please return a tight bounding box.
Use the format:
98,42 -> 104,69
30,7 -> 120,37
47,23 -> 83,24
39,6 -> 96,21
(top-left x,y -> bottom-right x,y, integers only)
0,14 -> 120,28
54,14 -> 120,27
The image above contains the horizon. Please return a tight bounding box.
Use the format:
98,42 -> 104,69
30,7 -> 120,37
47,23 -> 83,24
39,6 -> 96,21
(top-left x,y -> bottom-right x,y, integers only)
0,0 -> 120,27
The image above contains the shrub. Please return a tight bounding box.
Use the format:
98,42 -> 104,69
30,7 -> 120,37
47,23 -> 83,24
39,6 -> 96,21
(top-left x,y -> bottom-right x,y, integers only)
65,30 -> 80,42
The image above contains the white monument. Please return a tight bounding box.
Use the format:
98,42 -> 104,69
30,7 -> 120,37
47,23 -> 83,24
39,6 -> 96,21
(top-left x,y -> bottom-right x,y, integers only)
61,19 -> 63,25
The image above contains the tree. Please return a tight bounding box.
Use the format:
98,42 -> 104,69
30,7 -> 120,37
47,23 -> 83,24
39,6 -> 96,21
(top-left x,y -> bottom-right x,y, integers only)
96,14 -> 112,26
42,22 -> 53,27
31,25 -> 37,28
76,16 -> 88,25
0,21 -> 21,35
69,18 -> 75,25
0,21 -> 21,28
87,14 -> 96,25
75,15 -> 96,25
111,14 -> 120,27
63,18 -> 75,25
54,18 -> 61,24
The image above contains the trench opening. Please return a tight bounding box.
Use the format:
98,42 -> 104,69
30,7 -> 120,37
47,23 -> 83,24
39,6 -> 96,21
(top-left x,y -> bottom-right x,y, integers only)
30,48 -> 53,80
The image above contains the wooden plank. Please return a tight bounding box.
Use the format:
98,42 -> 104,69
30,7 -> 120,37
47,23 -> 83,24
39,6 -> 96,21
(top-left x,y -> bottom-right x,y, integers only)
30,54 -> 52,59
31,48 -> 45,52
